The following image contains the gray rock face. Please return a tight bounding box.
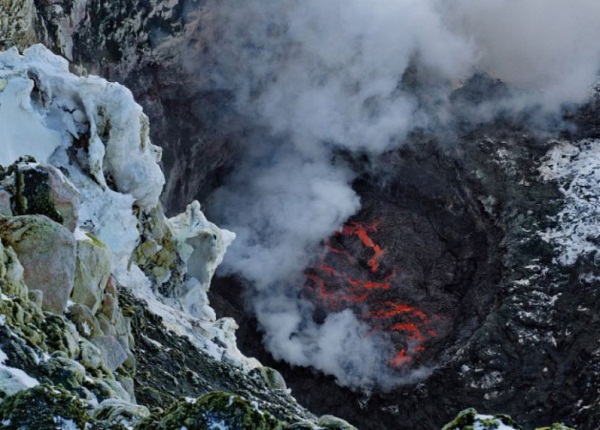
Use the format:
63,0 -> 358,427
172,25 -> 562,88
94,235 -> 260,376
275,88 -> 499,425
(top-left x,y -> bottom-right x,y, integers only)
41,164 -> 81,232
0,215 -> 76,314
91,335 -> 128,372
0,0 -> 37,50
0,188 -> 12,216
72,235 -> 111,313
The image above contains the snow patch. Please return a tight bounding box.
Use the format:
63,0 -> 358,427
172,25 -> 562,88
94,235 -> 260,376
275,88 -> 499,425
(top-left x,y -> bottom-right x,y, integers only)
472,414 -> 517,430
539,139 -> 600,266
0,347 -> 39,396
207,420 -> 229,430
53,417 -> 79,430
0,48 -> 62,166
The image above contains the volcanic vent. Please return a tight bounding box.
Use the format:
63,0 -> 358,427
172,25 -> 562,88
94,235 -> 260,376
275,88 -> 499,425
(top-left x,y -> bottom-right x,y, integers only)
304,220 -> 443,369
298,142 -> 501,379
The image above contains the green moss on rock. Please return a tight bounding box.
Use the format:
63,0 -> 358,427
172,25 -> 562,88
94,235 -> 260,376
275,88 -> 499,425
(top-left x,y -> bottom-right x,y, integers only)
138,391 -> 283,430
317,415 -> 357,430
0,384 -> 89,429
41,314 -> 75,355
133,206 -> 185,296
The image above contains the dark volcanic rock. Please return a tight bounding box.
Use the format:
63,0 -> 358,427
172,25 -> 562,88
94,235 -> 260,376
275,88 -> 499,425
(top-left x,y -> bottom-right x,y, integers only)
119,288 -> 318,425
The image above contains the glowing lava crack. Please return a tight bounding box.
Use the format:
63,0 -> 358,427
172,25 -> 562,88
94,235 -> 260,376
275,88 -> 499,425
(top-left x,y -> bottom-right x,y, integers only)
305,221 -> 440,368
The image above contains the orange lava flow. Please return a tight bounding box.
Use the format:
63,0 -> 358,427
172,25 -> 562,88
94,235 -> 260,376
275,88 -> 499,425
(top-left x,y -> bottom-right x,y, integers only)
391,349 -> 411,367
338,222 -> 384,273
370,302 -> 428,321
304,220 -> 439,369
391,322 -> 426,343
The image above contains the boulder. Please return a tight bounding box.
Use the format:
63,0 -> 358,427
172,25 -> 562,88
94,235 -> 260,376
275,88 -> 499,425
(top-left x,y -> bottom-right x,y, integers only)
43,354 -> 86,390
96,313 -> 116,337
0,215 -> 76,314
317,415 -> 358,430
100,293 -> 119,322
115,375 -> 136,403
251,366 -> 287,391
79,339 -> 103,371
71,233 -> 111,313
91,335 -> 127,372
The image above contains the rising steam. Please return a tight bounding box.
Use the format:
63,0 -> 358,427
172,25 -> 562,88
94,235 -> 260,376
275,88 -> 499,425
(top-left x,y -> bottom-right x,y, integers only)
190,0 -> 600,388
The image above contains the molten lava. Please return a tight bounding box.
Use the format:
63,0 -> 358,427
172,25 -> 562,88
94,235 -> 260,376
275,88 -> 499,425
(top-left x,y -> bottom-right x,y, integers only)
338,222 -> 384,273
305,221 -> 439,368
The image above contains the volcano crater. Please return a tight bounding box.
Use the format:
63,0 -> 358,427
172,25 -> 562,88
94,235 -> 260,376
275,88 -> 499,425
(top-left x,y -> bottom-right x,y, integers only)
210,137 -> 507,429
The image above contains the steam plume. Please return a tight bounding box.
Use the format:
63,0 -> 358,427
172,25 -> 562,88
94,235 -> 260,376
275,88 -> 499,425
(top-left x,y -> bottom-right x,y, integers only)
191,0 -> 600,388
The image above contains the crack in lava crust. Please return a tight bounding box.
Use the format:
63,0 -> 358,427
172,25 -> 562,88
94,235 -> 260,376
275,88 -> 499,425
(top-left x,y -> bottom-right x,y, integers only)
305,221 -> 441,369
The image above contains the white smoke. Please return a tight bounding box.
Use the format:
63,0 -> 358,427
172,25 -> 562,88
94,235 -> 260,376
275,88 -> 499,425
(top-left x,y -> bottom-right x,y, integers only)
442,0 -> 600,107
192,0 -> 600,388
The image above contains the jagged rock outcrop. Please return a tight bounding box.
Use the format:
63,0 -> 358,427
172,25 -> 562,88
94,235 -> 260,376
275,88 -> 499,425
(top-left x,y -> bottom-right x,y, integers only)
72,233 -> 111,313
0,0 -> 38,50
0,44 -> 356,429
441,408 -> 574,430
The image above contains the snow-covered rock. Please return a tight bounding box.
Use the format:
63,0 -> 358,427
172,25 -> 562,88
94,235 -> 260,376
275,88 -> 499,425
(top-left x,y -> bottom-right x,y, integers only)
0,42 -> 257,392
0,44 -> 165,210
168,200 -> 235,320
442,408 -> 520,430
539,139 -> 600,266
0,348 -> 39,398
